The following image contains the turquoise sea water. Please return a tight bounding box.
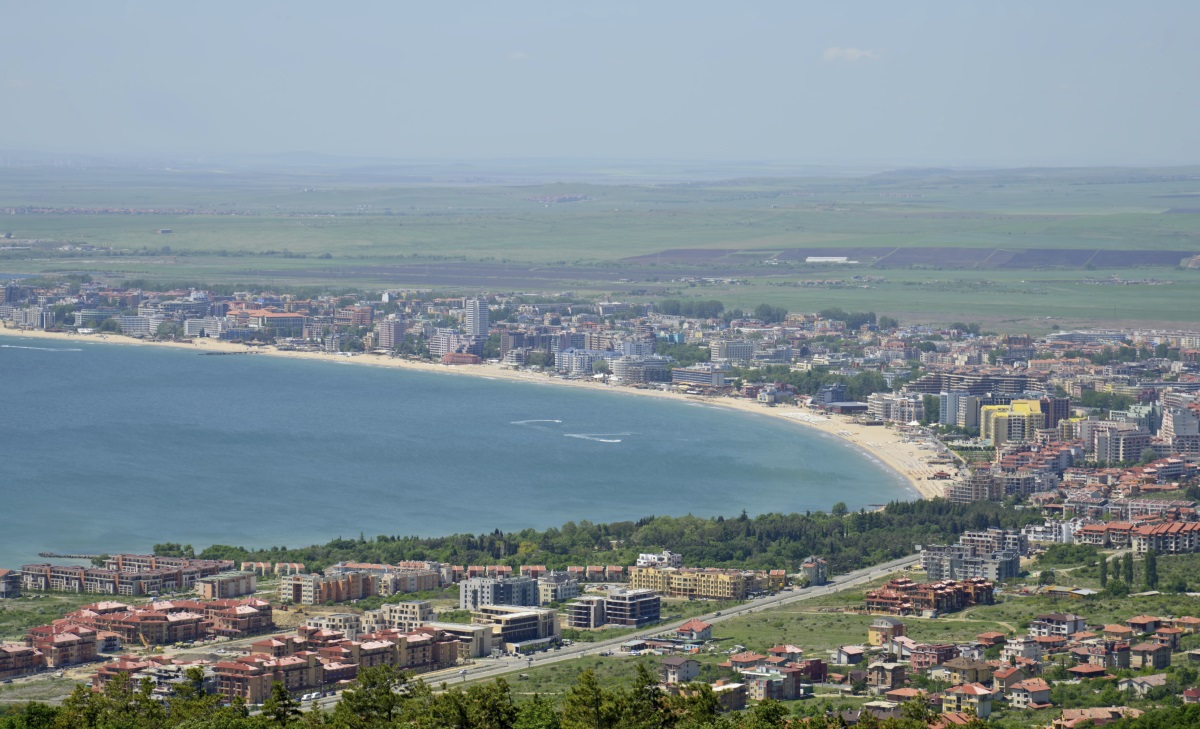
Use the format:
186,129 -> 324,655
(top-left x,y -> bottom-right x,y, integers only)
0,337 -> 914,568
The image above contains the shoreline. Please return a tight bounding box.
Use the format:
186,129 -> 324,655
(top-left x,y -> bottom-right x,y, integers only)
1,327 -> 950,501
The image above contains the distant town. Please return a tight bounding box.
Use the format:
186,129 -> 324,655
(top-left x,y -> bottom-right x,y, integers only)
4,277 -> 1200,727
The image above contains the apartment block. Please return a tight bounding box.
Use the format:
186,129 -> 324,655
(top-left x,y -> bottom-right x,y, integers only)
627,566 -> 751,601
363,601 -> 433,633
564,596 -> 607,630
459,576 -> 538,611
24,625 -> 98,667
0,644 -> 45,680
536,572 -> 580,605
278,572 -> 377,605
471,605 -> 560,652
604,589 -> 661,627
198,572 -> 257,600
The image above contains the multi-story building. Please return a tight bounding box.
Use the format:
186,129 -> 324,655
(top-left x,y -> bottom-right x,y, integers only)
709,340 -> 755,363
421,622 -> 493,659
670,365 -> 728,388
564,596 -> 607,630
24,625 -> 98,667
0,644 -> 45,680
471,605 -> 560,652
627,566 -> 752,601
1028,613 -> 1088,638
981,400 -> 1046,447
800,556 -> 828,586
198,572 -> 257,600
463,298 -> 489,337
0,569 -> 20,598
375,316 -> 406,350
363,601 -> 433,632
636,551 -> 683,568
277,572 -> 377,605
1130,522 -> 1200,554
867,393 -> 925,424
536,573 -> 580,606
945,471 -> 1004,505
459,576 -> 538,611
604,589 -> 661,627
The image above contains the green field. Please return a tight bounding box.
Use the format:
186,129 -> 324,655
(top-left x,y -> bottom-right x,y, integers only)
4,164 -> 1200,328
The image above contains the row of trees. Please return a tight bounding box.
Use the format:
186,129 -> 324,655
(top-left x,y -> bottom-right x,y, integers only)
0,664 -> 981,729
189,499 -> 1041,576
724,364 -> 892,402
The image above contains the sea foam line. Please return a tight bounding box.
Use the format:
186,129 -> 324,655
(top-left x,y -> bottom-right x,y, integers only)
564,433 -> 627,443
0,344 -> 83,352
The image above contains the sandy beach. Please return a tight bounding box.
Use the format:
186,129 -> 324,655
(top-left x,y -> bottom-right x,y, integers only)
1,327 -> 953,501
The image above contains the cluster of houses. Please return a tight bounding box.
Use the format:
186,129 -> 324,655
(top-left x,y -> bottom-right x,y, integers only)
1,597 -> 276,678
604,605 -> 1200,725
817,611 -> 1200,724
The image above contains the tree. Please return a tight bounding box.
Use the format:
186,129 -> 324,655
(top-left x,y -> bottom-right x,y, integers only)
1145,549 -> 1159,589
332,664 -> 407,727
592,359 -> 610,375
922,394 -> 940,425
262,681 -> 301,727
1039,569 -> 1057,585
468,678 -> 518,729
562,670 -> 618,729
516,694 -> 562,729
1123,551 -> 1134,585
1139,447 -> 1159,465
1099,555 -> 1108,589
831,502 -> 849,518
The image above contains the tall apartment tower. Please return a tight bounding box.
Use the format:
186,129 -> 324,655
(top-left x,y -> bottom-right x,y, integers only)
464,298 -> 489,337
376,316 -> 406,351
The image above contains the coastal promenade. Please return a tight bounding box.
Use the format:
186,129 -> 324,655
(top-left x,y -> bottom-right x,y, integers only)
0,327 -> 947,499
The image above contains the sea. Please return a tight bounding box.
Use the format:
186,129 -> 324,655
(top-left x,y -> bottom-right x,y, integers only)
0,337 -> 914,568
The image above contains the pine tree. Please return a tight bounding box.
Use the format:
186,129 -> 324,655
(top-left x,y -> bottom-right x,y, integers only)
261,681 -> 301,728
1099,556 -> 1108,588
1123,551 -> 1135,585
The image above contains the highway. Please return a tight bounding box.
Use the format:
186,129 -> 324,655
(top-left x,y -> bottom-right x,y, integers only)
418,553 -> 920,689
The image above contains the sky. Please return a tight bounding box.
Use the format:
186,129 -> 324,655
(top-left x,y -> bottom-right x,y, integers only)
2,1 -> 1198,167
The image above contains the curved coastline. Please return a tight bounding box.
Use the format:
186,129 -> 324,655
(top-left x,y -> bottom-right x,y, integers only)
0,327 -> 948,501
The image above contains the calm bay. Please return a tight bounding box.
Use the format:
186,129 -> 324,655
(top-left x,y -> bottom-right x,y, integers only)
0,337 -> 914,568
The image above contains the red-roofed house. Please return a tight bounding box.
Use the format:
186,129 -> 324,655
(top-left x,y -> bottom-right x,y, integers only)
1009,678 -> 1052,709
676,619 -> 712,642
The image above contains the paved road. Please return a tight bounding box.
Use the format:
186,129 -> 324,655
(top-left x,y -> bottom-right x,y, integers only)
432,553 -> 920,688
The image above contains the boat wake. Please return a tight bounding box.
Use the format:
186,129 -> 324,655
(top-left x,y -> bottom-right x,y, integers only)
564,433 -> 627,444
511,419 -> 563,425
1,344 -> 83,352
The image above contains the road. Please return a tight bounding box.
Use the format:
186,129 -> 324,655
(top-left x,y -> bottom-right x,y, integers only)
426,553 -> 920,690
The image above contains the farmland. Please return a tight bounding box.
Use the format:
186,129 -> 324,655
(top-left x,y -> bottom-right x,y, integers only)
3,163 -> 1199,328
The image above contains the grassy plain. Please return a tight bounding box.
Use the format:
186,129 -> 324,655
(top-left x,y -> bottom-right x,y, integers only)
3,164 -> 1200,328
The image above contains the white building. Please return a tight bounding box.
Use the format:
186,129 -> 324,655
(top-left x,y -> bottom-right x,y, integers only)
636,550 -> 683,568
464,298 -> 489,337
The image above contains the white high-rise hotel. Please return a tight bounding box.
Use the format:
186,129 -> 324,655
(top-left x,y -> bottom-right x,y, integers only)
464,298 -> 489,337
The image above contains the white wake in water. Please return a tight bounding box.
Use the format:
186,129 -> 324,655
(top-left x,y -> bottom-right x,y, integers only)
1,345 -> 83,352
511,419 -> 563,425
564,433 -> 628,443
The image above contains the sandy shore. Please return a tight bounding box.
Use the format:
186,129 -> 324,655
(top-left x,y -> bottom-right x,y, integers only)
1,327 -> 952,501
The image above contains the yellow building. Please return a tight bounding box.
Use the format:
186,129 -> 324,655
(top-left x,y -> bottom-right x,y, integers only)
628,567 -> 750,601
981,400 -> 1045,447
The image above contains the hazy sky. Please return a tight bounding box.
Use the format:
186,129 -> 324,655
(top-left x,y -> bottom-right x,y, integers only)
3,2 -> 1198,166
